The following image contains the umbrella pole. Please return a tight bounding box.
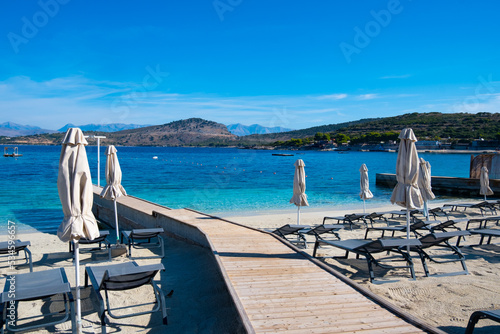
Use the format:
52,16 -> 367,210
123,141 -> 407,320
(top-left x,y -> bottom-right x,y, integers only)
363,199 -> 366,215
423,200 -> 429,220
74,240 -> 82,331
114,198 -> 120,243
406,209 -> 411,253
297,206 -> 300,225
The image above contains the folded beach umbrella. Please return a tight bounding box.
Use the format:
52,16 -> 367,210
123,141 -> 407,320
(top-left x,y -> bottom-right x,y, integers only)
100,145 -> 127,243
480,166 -> 493,201
359,163 -> 373,214
290,159 -> 309,224
391,128 -> 423,246
418,158 -> 435,220
57,127 -> 100,330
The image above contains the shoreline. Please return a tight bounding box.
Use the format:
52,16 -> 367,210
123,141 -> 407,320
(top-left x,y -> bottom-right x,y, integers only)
2,143 -> 499,155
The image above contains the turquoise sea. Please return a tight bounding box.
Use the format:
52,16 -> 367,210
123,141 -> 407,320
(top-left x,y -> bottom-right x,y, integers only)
1,145 -> 473,233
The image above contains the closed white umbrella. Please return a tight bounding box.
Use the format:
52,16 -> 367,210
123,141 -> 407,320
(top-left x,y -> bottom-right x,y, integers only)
100,145 -> 127,243
390,128 -> 423,247
290,159 -> 309,224
359,163 -> 373,214
480,166 -> 493,200
418,158 -> 435,220
57,128 -> 100,331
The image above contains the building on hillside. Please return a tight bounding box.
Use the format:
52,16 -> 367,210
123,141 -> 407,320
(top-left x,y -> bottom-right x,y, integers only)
415,140 -> 442,150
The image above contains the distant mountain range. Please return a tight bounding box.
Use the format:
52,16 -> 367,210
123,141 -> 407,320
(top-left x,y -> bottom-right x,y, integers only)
226,123 -> 292,136
57,123 -> 150,133
0,121 -> 287,137
0,122 -> 57,137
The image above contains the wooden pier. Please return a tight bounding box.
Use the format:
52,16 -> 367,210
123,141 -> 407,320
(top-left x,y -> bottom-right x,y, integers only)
93,187 -> 444,333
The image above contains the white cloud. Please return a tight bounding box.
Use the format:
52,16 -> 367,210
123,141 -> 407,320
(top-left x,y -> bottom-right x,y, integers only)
316,93 -> 348,100
356,94 -> 378,100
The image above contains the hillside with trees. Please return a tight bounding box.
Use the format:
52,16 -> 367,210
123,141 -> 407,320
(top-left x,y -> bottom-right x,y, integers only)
1,112 -> 499,148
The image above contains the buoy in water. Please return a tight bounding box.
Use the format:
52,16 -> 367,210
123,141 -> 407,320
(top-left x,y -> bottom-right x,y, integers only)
153,156 -> 158,160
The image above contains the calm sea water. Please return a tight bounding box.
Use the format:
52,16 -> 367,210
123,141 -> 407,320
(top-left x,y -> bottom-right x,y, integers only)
1,145 -> 472,233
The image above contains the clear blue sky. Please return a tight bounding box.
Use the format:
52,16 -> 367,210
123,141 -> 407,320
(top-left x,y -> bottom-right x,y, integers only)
1,0 -> 499,130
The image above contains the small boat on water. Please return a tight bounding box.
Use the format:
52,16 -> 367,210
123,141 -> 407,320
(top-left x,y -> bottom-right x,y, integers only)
4,147 -> 22,157
272,153 -> 294,156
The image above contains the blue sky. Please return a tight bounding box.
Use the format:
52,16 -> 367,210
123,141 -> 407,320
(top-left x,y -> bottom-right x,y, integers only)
0,0 -> 499,130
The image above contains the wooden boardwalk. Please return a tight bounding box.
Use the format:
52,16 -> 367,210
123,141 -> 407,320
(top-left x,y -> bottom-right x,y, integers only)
163,209 -> 441,334
92,188 -> 441,333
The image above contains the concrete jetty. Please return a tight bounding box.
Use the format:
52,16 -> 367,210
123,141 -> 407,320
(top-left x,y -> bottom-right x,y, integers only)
376,173 -> 500,197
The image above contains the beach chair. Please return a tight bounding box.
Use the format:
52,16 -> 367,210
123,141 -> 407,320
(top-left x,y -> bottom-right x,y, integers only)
85,261 -> 168,333
312,238 -> 421,282
299,224 -> 344,246
69,230 -> 111,261
466,216 -> 500,230
363,219 -> 433,239
443,201 -> 497,216
323,213 -> 367,230
410,230 -> 470,277
466,229 -> 500,246
0,240 -> 32,272
0,268 -> 75,333
465,309 -> 500,334
426,207 -> 450,220
121,228 -> 165,258
272,224 -> 308,248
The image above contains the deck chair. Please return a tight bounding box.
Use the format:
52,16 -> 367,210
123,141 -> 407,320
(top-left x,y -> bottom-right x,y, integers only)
299,224 -> 344,247
363,219 -> 433,239
466,216 -> 500,230
121,228 -> 165,258
0,268 -> 75,333
410,230 -> 470,277
272,224 -> 308,248
427,207 -> 450,220
467,229 -> 500,246
313,238 -> 421,282
465,309 -> 500,334
362,212 -> 390,227
323,213 -> 367,230
443,201 -> 497,216
0,240 -> 32,272
69,230 -> 111,261
85,261 -> 167,333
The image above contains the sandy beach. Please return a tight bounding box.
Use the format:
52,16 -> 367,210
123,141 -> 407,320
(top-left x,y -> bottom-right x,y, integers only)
1,198 -> 499,333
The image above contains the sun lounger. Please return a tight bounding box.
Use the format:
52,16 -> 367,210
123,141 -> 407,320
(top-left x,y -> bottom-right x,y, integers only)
323,213 -> 367,230
466,216 -> 500,230
69,230 -> 111,261
363,219 -> 434,239
466,229 -> 500,246
465,309 -> 500,334
443,201 -> 497,216
0,240 -> 32,272
426,207 -> 450,220
121,228 -> 165,258
0,268 -> 75,333
85,261 -> 167,333
410,230 -> 470,277
272,224 -> 309,248
312,238 -> 421,282
299,224 -> 344,244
